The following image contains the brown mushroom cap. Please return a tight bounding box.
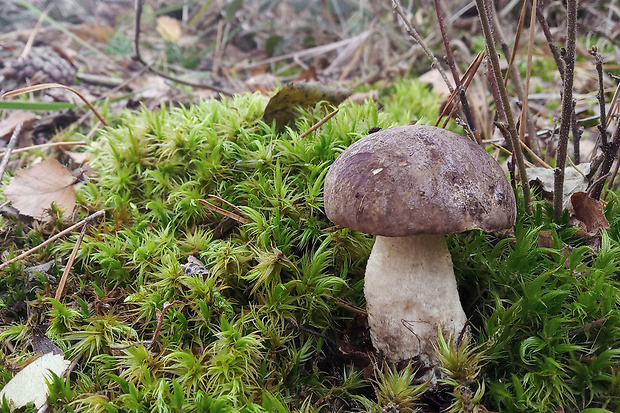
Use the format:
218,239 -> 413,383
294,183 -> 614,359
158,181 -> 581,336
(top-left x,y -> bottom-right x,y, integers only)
324,125 -> 516,236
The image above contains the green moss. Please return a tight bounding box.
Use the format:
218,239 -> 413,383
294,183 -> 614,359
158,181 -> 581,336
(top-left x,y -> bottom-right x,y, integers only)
2,77 -> 620,412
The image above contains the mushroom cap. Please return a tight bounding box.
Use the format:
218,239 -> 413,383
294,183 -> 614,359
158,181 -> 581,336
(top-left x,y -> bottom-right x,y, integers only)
324,125 -> 516,236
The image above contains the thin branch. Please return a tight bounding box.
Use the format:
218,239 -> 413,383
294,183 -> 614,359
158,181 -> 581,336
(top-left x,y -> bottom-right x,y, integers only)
0,210 -> 105,271
536,4 -> 565,79
54,220 -> 90,301
0,123 -> 22,182
433,0 -> 476,134
590,125 -> 620,199
391,0 -> 453,94
298,108 -> 339,139
553,0 -> 577,220
476,0 -> 532,214
491,1 -> 540,155
590,46 -> 608,147
0,140 -> 87,157
133,0 -> 233,96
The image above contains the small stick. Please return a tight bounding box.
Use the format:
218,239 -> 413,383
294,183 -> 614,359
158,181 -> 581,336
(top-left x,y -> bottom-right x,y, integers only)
392,0 -> 454,94
568,317 -> 607,337
536,4 -> 565,80
0,123 -> 22,182
20,6 -> 50,59
491,142 -> 536,167
433,0 -> 477,134
553,0 -> 577,221
54,220 -> 89,301
149,301 -> 182,351
589,46 -> 608,147
0,209 -> 105,271
0,140 -> 87,157
476,0 -> 532,214
198,199 -> 249,224
298,108 -> 339,139
333,297 -> 367,315
208,194 -> 245,214
517,0 -> 538,162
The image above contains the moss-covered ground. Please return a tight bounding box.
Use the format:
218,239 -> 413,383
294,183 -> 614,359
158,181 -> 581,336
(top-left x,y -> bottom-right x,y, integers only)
1,78 -> 619,412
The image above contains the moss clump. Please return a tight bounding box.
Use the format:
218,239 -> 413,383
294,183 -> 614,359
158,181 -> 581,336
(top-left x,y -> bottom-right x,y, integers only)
2,77 -> 620,412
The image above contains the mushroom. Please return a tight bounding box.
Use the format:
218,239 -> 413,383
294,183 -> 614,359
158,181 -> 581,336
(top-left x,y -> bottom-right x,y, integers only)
324,125 -> 516,363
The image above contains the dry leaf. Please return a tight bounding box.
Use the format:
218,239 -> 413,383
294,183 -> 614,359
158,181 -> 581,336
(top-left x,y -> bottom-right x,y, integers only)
263,81 -> 350,130
570,192 -> 610,236
157,16 -> 182,44
4,159 -> 76,220
0,111 -> 37,140
418,69 -> 455,99
527,163 -> 590,206
0,352 -> 70,409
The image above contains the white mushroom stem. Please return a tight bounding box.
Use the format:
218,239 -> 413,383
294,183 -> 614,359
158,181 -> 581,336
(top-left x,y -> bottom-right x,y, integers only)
364,234 -> 467,362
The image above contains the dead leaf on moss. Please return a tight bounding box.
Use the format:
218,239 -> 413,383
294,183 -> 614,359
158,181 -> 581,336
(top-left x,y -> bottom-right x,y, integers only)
527,163 -> 590,207
263,81 -> 350,130
157,16 -> 182,45
4,159 -> 76,220
0,352 -> 70,410
570,192 -> 610,236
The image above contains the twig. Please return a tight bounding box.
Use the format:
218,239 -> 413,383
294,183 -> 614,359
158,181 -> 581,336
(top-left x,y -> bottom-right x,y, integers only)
298,108 -> 339,139
149,301 -> 182,351
392,0 -> 454,94
54,219 -> 90,301
491,142 -> 536,168
433,0 -> 476,135
491,1 -> 540,155
590,126 -> 620,199
199,199 -> 249,224
0,123 -> 22,182
536,4 -> 565,79
0,210 -> 105,271
133,0 -> 232,96
517,0 -> 539,160
568,318 -> 607,337
590,47 -> 608,147
476,0 -> 532,214
553,0 -> 577,220
0,140 -> 87,157
20,6 -> 50,59
572,100 -> 583,164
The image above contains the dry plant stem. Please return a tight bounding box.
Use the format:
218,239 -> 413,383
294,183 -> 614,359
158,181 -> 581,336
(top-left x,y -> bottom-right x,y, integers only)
491,1 -> 540,155
503,0 -> 528,88
0,209 -> 105,271
517,0 -> 538,158
568,317 -> 607,337
590,47 -> 608,146
298,108 -> 339,139
433,0 -> 476,133
0,123 -> 22,182
392,0 -> 453,94
198,199 -> 249,223
553,0 -> 577,220
536,4 -> 565,79
476,0 -> 532,214
133,0 -> 232,96
0,141 -> 87,157
572,103 -> 582,164
54,221 -> 89,301
590,126 -> 620,199
2,84 -> 109,127
149,301 -> 182,351
491,142 -> 536,168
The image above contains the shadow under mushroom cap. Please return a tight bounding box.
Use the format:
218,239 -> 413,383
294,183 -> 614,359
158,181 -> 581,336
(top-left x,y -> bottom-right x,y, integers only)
324,125 -> 517,237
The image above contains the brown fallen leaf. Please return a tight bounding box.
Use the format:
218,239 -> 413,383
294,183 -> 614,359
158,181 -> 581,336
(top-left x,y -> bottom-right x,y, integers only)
570,192 -> 610,236
263,81 -> 350,130
4,159 -> 76,220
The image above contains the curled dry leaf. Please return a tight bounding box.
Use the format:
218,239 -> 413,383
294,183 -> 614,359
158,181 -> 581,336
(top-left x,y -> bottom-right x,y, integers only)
527,163 -> 590,206
4,159 -> 76,220
570,192 -> 610,236
263,81 -> 350,130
